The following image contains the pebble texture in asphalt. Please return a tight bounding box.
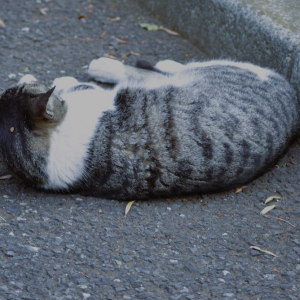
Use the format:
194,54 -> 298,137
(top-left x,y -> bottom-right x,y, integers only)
0,0 -> 299,299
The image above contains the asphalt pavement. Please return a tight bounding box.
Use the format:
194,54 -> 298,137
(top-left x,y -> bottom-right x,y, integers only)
0,0 -> 299,299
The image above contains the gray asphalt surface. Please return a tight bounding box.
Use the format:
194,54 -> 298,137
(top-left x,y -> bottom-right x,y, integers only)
0,1 -> 299,299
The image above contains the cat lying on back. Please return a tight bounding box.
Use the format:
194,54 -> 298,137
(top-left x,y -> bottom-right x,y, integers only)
0,57 -> 299,199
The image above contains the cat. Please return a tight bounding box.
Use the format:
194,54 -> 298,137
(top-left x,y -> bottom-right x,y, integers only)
0,57 -> 299,200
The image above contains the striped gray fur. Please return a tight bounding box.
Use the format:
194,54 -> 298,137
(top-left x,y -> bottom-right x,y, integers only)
84,64 -> 299,199
0,59 -> 299,199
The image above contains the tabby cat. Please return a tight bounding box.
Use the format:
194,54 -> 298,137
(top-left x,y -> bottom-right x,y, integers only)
0,57 -> 298,199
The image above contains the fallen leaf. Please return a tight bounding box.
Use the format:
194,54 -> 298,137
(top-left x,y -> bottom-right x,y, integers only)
273,268 -> 281,273
79,271 -> 88,278
139,23 -> 159,31
263,214 -> 298,229
160,26 -> 179,36
139,23 -> 179,36
217,213 -> 224,218
0,174 -> 13,180
110,5 -> 116,9
265,195 -> 281,204
289,161 -> 296,165
115,38 -> 128,43
122,52 -> 140,58
103,53 -> 117,59
0,18 -> 5,27
250,246 -> 278,257
0,215 -> 6,222
107,17 -> 120,22
115,248 -> 120,252
260,205 -> 276,215
235,185 -> 247,194
78,14 -> 88,20
125,200 -> 135,217
182,198 -> 188,202
10,127 -> 14,133
39,8 -> 47,15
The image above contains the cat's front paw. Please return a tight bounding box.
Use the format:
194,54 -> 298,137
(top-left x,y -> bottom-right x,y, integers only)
52,76 -> 79,94
19,74 -> 38,84
88,57 -> 125,84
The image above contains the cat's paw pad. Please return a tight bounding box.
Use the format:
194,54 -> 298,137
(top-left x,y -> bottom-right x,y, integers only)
19,74 -> 38,84
155,60 -> 184,74
88,57 -> 125,84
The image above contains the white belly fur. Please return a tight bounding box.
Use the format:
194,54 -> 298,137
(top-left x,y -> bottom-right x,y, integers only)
42,88 -> 116,190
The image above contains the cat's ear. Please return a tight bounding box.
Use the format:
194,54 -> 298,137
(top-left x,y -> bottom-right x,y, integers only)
30,86 -> 56,120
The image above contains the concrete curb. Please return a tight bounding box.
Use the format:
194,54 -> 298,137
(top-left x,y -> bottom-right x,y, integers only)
138,0 -> 300,97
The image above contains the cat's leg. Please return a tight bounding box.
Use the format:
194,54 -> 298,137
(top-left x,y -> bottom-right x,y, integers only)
181,60 -> 272,81
19,74 -> 38,84
88,57 -> 168,85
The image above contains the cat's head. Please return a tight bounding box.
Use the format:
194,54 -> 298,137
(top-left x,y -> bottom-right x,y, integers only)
0,83 -> 67,132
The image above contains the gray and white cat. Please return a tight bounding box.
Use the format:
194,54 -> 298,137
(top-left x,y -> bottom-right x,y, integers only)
0,57 -> 299,199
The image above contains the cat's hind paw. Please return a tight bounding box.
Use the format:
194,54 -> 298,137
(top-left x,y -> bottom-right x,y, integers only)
88,57 -> 125,84
19,74 -> 38,84
155,60 -> 184,74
